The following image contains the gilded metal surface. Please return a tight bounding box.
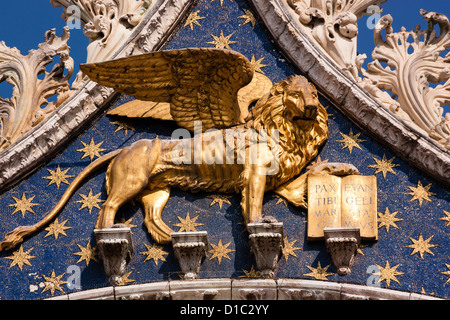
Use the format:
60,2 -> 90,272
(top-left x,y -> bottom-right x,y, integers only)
307,174 -> 378,240
0,48 -> 330,249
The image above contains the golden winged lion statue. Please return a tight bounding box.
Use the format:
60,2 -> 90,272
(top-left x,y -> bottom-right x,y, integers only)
0,48 -> 359,251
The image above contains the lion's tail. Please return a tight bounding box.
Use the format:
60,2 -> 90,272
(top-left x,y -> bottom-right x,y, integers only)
0,149 -> 122,252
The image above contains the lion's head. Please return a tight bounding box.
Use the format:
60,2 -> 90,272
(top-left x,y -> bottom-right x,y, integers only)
248,75 -> 329,189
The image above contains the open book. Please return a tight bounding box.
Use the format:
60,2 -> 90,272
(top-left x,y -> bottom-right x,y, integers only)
307,174 -> 378,241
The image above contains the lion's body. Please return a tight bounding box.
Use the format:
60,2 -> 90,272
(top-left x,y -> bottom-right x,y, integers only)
98,76 -> 329,243
0,75 -> 331,250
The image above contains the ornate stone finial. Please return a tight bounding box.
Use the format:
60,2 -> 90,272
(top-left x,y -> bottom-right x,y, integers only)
171,231 -> 208,280
0,27 -> 74,150
358,10 -> 450,150
247,216 -> 284,279
323,227 -> 360,276
94,224 -> 134,286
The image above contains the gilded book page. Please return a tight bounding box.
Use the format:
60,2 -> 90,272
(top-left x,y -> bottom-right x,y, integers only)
341,175 -> 378,240
307,174 -> 342,240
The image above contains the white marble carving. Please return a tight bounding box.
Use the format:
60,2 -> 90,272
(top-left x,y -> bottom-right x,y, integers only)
358,10 -> 450,150
0,27 -> 74,150
50,0 -> 151,63
323,227 -> 360,276
46,278 -> 443,300
247,217 -> 284,279
286,0 -> 386,80
94,224 -> 134,286
172,231 -> 208,280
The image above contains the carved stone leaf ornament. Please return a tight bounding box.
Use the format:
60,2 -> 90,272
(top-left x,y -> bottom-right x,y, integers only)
0,27 -> 74,150
358,10 -> 450,149
50,0 -> 152,64
287,0 -> 387,80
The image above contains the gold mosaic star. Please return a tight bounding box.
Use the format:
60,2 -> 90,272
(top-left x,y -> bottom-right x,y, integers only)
373,261 -> 404,287
249,55 -> 268,74
44,218 -> 71,240
405,181 -> 436,206
420,286 -> 435,296
406,233 -> 438,259
5,245 -> 36,271
368,154 -> 399,179
41,270 -> 67,296
117,271 -> 135,286
442,263 -> 450,284
73,240 -> 98,266
357,244 -> 368,255
208,194 -> 232,210
240,265 -> 261,278
110,121 -> 135,135
274,195 -> 288,207
207,30 -> 237,49
140,243 -> 168,266
43,166 -> 74,189
76,189 -> 104,214
173,212 -> 204,232
119,216 -> 138,232
8,193 -> 39,217
336,129 -> 366,154
306,156 -> 329,172
378,207 -> 403,233
77,138 -> 106,161
208,239 -> 235,264
440,210 -> 450,227
282,237 -> 301,261
304,261 -> 334,280
238,9 -> 256,29
184,10 -> 205,30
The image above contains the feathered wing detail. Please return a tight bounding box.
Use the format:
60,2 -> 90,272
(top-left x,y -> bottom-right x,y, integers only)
81,48 -> 256,131
106,71 -> 273,123
107,100 -> 173,121
237,72 -> 273,121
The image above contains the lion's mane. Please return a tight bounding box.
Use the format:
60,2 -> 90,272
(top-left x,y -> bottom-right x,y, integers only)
247,75 -> 329,190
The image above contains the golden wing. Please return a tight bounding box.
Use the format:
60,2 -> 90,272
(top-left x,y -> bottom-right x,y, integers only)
107,100 -> 173,121
106,71 -> 273,123
81,48 -> 258,131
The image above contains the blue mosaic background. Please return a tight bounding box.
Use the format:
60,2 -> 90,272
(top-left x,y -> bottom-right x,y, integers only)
0,0 -> 449,299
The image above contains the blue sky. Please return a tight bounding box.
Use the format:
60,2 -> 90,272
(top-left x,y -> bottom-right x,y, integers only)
0,1 -> 447,98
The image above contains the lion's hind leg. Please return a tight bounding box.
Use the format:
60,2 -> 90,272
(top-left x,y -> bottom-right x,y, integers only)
95,140 -> 161,229
138,187 -> 173,244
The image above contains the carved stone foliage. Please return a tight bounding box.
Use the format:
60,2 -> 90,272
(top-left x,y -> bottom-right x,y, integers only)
247,217 -> 284,279
172,232 -> 208,280
0,27 -> 74,150
358,10 -> 450,150
287,0 -> 386,79
50,0 -> 151,63
324,227 -> 360,276
285,1 -> 450,151
94,225 -> 134,286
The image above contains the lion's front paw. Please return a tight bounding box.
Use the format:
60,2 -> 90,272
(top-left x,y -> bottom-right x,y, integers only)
308,162 -> 359,176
